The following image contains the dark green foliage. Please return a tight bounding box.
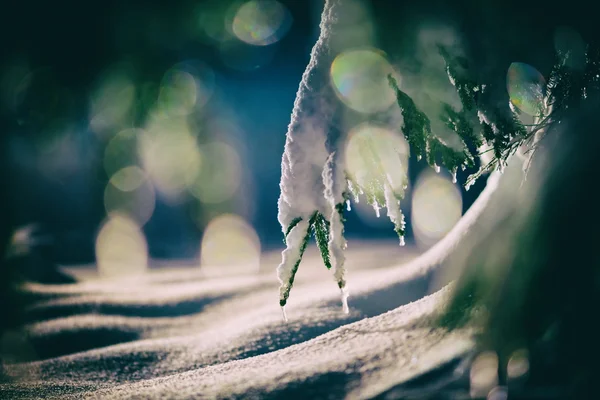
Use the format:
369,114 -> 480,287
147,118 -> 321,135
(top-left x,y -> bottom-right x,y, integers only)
437,45 -> 479,111
311,212 -> 332,270
388,74 -> 476,175
441,103 -> 482,150
394,224 -> 405,238
387,74 -> 431,157
280,201 -> 349,305
335,201 -> 346,222
282,211 -> 337,292
389,44 -> 600,191
436,42 -> 600,395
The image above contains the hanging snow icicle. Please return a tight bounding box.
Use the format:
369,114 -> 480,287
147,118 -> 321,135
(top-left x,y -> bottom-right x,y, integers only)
384,183 -> 406,246
276,0 -> 345,312
323,152 -> 350,310
276,0 -> 410,315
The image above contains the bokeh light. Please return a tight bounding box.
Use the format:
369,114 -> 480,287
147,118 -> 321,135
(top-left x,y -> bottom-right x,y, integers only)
411,171 -> 462,247
158,69 -> 197,116
89,68 -> 136,133
331,49 -> 398,114
470,351 -> 499,398
109,165 -> 146,192
188,141 -> 242,204
196,0 -> 235,43
506,62 -> 546,116
95,214 -> 148,277
200,214 -> 260,270
139,114 -> 202,199
507,348 -> 530,379
232,0 -> 292,46
103,128 -> 142,178
352,193 -> 395,228
104,166 -> 156,226
344,124 -> 409,196
487,386 -> 508,400
327,0 -> 375,53
157,62 -> 215,116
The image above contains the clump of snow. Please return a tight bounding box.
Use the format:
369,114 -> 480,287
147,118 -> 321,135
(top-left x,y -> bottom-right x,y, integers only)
323,152 -> 348,293
276,218 -> 310,306
384,183 -> 406,246
276,0 -> 350,309
277,0 -> 341,230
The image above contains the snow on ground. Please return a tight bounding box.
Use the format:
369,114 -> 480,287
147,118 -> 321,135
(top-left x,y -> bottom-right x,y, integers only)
0,243 -> 470,399
0,174 -> 502,399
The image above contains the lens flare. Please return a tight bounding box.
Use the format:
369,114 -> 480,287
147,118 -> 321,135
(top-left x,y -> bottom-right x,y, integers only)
232,0 -> 292,46
411,171 -> 462,246
331,49 -> 398,114
201,214 -> 260,270
506,62 -> 546,116
95,214 -> 148,278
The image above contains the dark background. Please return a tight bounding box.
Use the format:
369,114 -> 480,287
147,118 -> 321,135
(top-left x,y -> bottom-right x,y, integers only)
1,0 -> 595,267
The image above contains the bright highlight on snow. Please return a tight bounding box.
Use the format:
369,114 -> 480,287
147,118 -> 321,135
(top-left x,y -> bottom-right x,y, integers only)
411,171 -> 463,247
330,49 -> 398,113
506,62 -> 546,116
232,0 -> 292,46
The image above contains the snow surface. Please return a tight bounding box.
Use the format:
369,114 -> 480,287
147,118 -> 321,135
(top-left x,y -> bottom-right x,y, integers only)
0,172 -> 501,399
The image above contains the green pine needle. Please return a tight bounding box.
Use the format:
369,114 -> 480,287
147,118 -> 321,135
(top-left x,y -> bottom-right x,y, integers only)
311,212 -> 332,270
